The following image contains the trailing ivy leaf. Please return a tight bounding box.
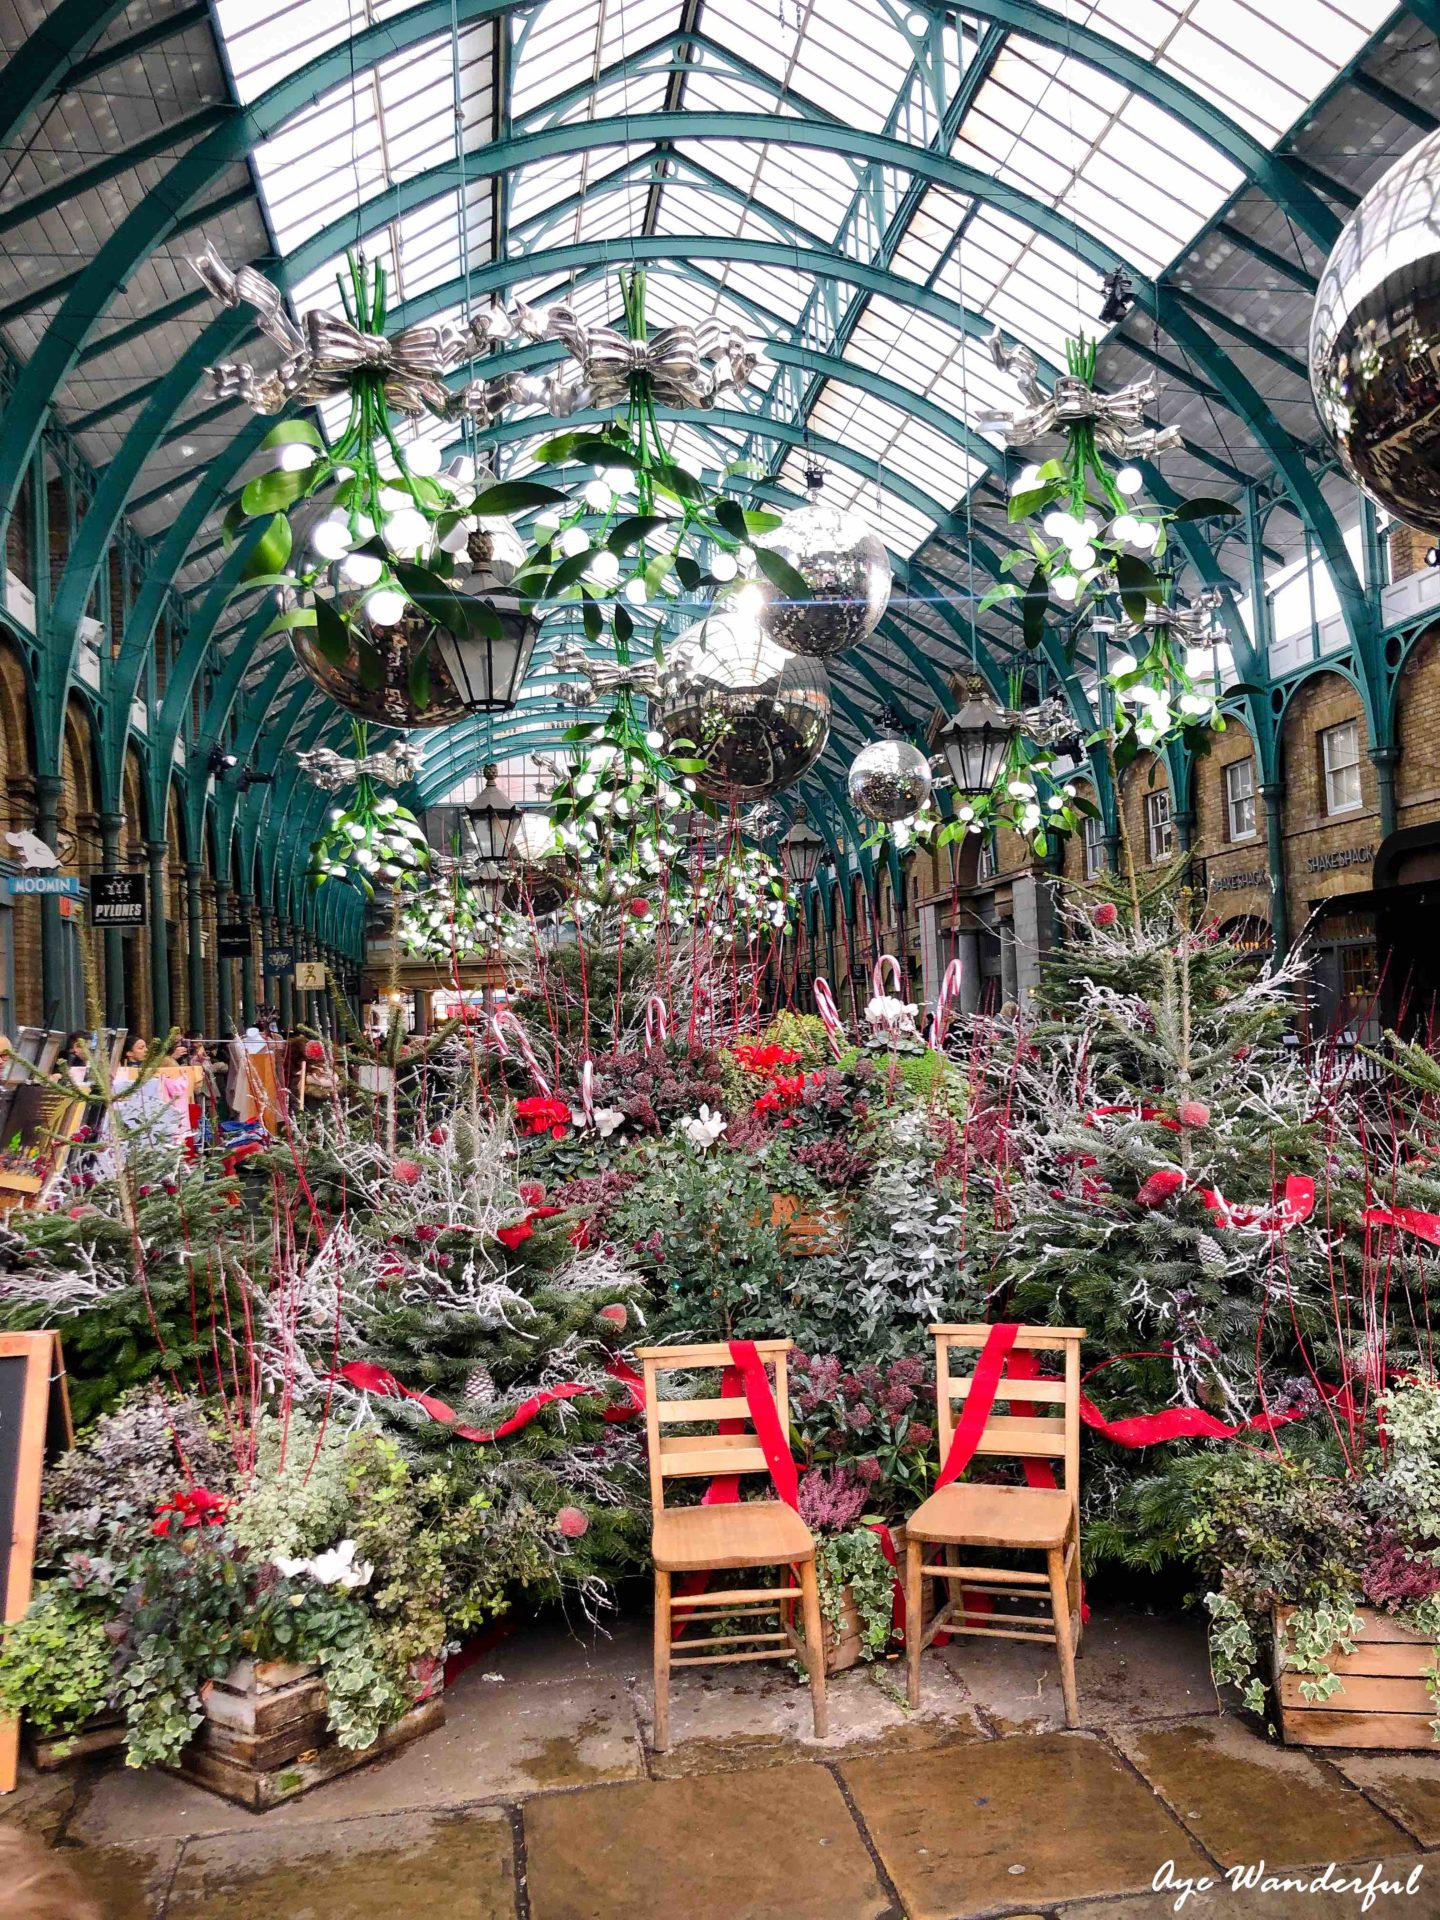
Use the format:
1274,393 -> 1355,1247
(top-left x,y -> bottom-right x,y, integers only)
408,640 -> 432,711
1007,480 -> 1063,522
1169,497 -> 1241,522
978,581 -> 1022,613
1033,831 -> 1048,857
259,419 -> 324,451
1115,552 -> 1161,626
311,595 -> 351,667
448,589 -> 503,642
723,457 -> 766,479
1021,566 -> 1049,650
240,467 -> 313,516
532,432 -> 579,464
714,498 -> 748,541
354,636 -> 384,691
608,514 -> 670,554
755,546 -> 811,601
263,607 -> 317,638
742,508 -> 782,534
667,756 -> 706,774
240,514 -> 291,582
471,480 -> 567,515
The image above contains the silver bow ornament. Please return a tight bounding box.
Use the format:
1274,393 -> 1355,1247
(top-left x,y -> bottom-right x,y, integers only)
297,741 -> 424,791
549,640 -> 665,707
974,327 -> 1182,460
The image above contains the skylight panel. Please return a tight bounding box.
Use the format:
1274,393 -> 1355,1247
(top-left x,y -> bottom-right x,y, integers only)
679,69 -> 803,119
510,149 -> 629,233
810,382 -> 980,511
213,0 -> 354,106
510,0 -> 602,120
788,0 -> 913,132
777,450 -> 933,559
891,188 -> 972,284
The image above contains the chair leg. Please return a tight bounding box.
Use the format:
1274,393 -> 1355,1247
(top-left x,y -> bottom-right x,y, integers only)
905,1533 -> 924,1709
1048,1546 -> 1079,1728
653,1568 -> 671,1753
1066,1509 -> 1084,1656
798,1557 -> 829,1739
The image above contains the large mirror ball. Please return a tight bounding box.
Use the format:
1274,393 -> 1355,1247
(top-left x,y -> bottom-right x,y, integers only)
1310,124 -> 1440,527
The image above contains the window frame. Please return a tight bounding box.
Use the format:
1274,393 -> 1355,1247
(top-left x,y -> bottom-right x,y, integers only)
1082,812 -> 1105,878
1224,757 -> 1257,842
1145,788 -> 1173,863
1321,720 -> 1363,817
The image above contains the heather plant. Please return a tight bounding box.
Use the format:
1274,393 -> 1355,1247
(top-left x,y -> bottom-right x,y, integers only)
789,1352 -> 935,1519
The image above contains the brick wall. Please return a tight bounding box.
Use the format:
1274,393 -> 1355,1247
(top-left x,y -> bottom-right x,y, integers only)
1279,671 -> 1379,933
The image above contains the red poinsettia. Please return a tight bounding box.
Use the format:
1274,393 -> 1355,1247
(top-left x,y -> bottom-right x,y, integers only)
152,1485 -> 228,1538
515,1096 -> 573,1136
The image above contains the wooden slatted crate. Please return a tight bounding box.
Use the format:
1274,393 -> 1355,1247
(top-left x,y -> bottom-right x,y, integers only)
1273,1604 -> 1440,1750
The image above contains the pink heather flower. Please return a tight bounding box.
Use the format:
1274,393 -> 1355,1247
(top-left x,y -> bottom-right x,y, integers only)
555,1506 -> 589,1539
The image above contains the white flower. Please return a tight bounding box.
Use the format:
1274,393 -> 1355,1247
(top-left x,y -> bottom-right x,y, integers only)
865,993 -> 919,1033
584,1106 -> 625,1139
680,1104 -> 727,1151
275,1539 -> 374,1590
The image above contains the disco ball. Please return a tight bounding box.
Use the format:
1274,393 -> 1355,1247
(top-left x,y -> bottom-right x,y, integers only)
847,738 -> 933,823
291,526 -> 539,728
753,499 -> 892,658
652,607 -> 831,804
503,811 -> 571,918
1310,125 -> 1440,526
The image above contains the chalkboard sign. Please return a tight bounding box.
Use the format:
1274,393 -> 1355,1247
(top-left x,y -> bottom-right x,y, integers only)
1,1331 -> 71,1793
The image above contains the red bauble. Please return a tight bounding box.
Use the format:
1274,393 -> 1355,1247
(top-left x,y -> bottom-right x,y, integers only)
519,1180 -> 545,1208
598,1303 -> 628,1330
627,898 -> 650,918
1091,902 -> 1119,928
1135,1168 -> 1186,1208
393,1160 -> 422,1185
1177,1100 -> 1211,1129
304,1039 -> 326,1062
428,1127 -> 448,1146
555,1505 -> 590,1539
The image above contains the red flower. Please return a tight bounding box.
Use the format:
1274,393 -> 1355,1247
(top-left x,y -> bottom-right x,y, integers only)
519,1180 -> 546,1208
496,1218 -> 534,1251
1091,902 -> 1118,929
415,1225 -> 440,1243
428,1127 -> 448,1146
515,1096 -> 573,1136
152,1485 -> 228,1538
627,898 -> 650,918
555,1505 -> 590,1538
569,1219 -> 593,1250
732,1043 -> 802,1075
304,1039 -> 326,1062
393,1160 -> 422,1185
753,1071 -> 808,1116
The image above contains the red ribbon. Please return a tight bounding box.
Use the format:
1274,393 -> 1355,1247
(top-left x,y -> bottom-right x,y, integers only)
336,1356 -> 644,1443
935,1322 -> 1020,1489
1362,1204 -> 1440,1247
1198,1174 -> 1316,1232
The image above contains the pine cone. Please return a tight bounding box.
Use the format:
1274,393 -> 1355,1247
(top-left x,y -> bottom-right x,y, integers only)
1196,1233 -> 1227,1273
464,1366 -> 495,1404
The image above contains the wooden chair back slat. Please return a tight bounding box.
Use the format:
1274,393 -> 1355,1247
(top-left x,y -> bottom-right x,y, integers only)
930,1323 -> 1084,1498
640,1339 -> 793,1512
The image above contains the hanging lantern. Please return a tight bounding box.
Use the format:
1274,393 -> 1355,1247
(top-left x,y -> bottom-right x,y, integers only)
652,605 -> 831,804
934,677 -> 1021,798
465,764 -> 522,869
847,737 -> 934,823
753,468 -> 891,659
783,814 -> 825,886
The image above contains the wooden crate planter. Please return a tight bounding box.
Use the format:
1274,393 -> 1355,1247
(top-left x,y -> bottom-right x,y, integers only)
1273,1605 -> 1440,1751
769,1192 -> 847,1256
171,1654 -> 444,1811
29,1711 -> 126,1771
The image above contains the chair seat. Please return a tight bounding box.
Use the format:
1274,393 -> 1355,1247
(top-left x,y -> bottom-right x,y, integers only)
652,1500 -> 815,1572
907,1481 -> 1073,1550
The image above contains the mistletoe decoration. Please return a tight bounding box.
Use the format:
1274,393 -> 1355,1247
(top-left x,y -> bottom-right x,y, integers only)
308,722 -> 430,896
975,329 -> 1239,767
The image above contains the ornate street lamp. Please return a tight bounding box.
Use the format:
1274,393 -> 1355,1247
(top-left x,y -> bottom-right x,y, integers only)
933,675 -> 1021,798
464,764 -> 522,871
783,814 -> 826,887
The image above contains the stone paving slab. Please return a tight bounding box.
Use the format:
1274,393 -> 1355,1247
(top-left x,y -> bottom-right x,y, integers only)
940,1609 -> 1219,1735
1057,1856 -> 1437,1919
70,1665 -> 645,1842
60,1837 -> 182,1920
164,1807 -> 516,1920
842,1729 -> 1210,1920
640,1649 -> 985,1779
1115,1715 -> 1416,1871
1333,1753 -> 1440,1846
523,1763 -> 893,1920
0,1758 -> 80,1842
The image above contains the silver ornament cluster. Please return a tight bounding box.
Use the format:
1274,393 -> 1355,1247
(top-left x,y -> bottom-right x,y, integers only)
754,489 -> 892,659
1310,123 -> 1440,527
847,737 -> 934,823
974,327 -> 1182,460
192,244 -> 760,425
296,740 -> 423,791
652,608 -> 831,804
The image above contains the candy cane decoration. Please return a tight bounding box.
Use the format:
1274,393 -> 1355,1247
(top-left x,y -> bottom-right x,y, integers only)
490,1011 -> 550,1095
812,977 -> 846,1060
643,994 -> 669,1052
872,953 -> 905,999
578,1057 -> 596,1126
934,958 -> 964,1044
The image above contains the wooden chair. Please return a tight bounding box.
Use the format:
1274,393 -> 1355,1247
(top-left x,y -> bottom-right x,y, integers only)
637,1339 -> 827,1752
904,1323 -> 1086,1725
